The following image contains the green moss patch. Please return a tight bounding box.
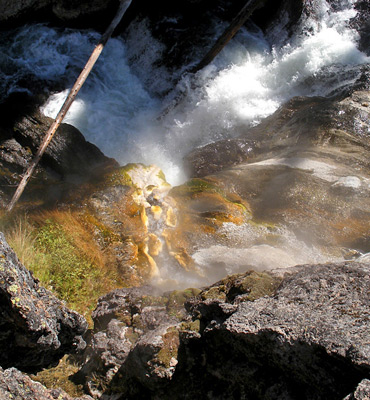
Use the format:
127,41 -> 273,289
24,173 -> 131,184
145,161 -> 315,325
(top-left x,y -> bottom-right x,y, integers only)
200,271 -> 281,303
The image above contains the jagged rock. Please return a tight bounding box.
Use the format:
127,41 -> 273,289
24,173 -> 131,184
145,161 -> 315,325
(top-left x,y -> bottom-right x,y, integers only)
79,261 -> 370,399
0,93 -> 117,208
168,261 -> 370,400
345,379 -> 370,400
100,261 -> 369,400
74,286 -> 198,397
351,0 -> 370,55
0,232 -> 88,372
0,367 -> 92,400
0,0 -> 117,27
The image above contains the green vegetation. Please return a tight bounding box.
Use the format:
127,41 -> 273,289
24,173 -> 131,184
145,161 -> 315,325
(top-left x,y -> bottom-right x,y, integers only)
200,271 -> 281,303
170,178 -> 223,197
30,356 -> 84,398
1,212 -> 124,325
34,219 -> 102,314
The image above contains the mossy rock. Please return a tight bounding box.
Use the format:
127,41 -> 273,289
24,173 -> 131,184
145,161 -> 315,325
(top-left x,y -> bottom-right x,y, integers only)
200,271 -> 282,303
166,288 -> 202,318
155,329 -> 180,369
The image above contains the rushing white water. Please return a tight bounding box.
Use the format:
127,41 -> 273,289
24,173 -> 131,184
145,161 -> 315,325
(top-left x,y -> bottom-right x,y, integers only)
1,0 -> 368,186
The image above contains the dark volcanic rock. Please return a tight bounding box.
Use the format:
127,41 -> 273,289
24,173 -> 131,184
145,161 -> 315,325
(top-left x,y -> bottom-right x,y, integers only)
185,90 -> 370,178
184,138 -> 260,177
95,261 -> 370,400
0,367 -> 92,400
0,232 -> 88,372
164,262 -> 370,400
0,0 -> 119,29
0,93 -> 118,208
351,0 -> 370,56
74,286 -> 192,397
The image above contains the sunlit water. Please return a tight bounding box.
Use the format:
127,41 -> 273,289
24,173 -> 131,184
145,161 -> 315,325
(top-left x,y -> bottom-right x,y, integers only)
1,0 -> 368,185
0,0 -> 369,287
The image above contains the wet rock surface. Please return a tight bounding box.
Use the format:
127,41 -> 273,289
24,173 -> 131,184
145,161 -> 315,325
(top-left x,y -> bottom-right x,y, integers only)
0,367 -> 92,400
0,232 -> 88,372
183,90 -> 370,262
90,261 -> 370,400
0,0 -> 118,28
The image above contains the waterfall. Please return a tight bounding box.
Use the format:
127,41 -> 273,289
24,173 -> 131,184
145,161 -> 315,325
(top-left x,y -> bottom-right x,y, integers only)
0,0 -> 368,185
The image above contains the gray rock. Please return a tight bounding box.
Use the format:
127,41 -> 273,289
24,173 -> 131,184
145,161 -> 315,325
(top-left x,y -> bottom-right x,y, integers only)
74,287 -> 180,397
0,232 -> 88,372
166,261 -> 370,400
344,379 -> 370,400
101,262 -> 370,399
0,367 -> 92,400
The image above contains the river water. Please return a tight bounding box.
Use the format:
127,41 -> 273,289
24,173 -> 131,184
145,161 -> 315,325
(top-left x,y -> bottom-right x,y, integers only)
0,0 -> 368,186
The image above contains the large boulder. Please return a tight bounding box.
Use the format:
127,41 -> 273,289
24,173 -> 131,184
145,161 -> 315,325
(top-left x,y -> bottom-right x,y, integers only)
183,90 -> 370,265
0,232 -> 88,372
93,261 -> 370,399
0,93 -> 117,208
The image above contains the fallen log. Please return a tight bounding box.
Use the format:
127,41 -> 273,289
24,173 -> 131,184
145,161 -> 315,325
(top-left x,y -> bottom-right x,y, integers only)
6,0 -> 132,212
192,0 -> 267,73
158,0 -> 266,120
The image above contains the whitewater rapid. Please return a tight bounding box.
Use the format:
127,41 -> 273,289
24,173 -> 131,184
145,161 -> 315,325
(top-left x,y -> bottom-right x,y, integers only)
0,0 -> 368,186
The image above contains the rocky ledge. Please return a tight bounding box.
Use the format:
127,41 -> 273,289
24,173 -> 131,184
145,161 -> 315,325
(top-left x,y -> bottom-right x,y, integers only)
72,261 -> 370,399
0,232 -> 88,372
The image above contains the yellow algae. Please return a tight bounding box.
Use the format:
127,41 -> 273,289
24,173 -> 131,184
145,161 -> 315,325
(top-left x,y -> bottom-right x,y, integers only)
151,205 -> 162,220
140,206 -> 149,231
166,207 -> 177,227
148,234 -> 163,256
8,284 -> 19,293
142,244 -> 159,278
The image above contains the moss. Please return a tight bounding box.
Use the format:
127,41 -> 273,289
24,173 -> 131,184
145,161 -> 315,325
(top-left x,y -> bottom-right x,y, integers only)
155,329 -> 180,369
29,355 -> 84,398
156,169 -> 167,182
106,163 -> 144,187
141,294 -> 168,308
237,271 -> 281,301
200,271 -> 281,304
180,319 -> 200,333
170,178 -> 223,197
124,327 -> 140,345
166,288 -> 201,319
201,285 -> 227,301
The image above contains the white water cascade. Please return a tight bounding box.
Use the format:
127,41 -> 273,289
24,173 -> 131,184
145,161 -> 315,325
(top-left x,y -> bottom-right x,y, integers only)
0,0 -> 368,185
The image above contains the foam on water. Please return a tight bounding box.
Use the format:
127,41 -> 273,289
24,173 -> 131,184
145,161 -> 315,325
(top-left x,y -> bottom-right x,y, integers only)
1,0 -> 368,185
